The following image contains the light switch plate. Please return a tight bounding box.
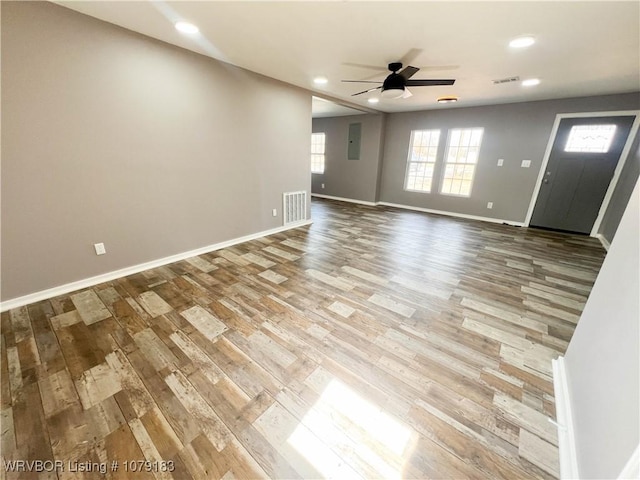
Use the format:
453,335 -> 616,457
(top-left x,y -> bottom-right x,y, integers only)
521,160 -> 531,168
487,202 -> 493,209
497,159 -> 504,166
94,243 -> 106,255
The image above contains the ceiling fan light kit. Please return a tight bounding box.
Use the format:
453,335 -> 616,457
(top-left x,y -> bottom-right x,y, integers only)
381,87 -> 405,99
437,96 -> 458,103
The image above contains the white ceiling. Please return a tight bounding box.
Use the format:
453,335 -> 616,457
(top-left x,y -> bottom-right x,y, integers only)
57,1 -> 640,117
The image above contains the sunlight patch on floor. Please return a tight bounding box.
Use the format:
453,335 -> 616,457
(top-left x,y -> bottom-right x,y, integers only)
288,378 -> 416,479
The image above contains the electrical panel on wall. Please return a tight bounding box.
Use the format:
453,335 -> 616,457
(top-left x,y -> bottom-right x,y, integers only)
348,123 -> 362,160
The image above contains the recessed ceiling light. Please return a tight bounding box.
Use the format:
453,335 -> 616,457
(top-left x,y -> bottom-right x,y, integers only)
175,21 -> 199,34
367,98 -> 379,104
437,96 -> 458,104
313,77 -> 328,85
509,36 -> 535,48
522,78 -> 541,87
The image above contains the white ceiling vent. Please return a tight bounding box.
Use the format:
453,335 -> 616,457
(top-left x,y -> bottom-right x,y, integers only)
492,76 -> 520,85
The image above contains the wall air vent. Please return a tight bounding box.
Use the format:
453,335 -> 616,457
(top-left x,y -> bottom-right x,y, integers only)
283,191 -> 307,226
492,76 -> 520,85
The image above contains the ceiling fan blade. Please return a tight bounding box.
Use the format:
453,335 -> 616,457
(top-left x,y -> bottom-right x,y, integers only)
342,62 -> 387,72
352,86 -> 382,96
399,66 -> 420,80
406,79 -> 456,86
402,88 -> 413,99
359,71 -> 389,81
341,80 -> 383,84
399,48 -> 423,66
419,65 -> 460,72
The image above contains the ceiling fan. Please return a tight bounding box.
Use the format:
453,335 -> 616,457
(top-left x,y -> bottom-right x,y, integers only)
343,62 -> 455,99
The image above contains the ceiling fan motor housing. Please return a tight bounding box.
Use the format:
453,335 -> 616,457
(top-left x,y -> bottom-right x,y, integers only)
382,72 -> 406,92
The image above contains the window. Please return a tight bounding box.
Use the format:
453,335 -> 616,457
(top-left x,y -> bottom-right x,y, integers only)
311,133 -> 326,174
565,124 -> 617,153
441,128 -> 483,196
404,130 -> 440,193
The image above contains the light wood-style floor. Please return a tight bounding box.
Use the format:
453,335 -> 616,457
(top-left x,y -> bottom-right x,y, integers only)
1,198 -> 605,479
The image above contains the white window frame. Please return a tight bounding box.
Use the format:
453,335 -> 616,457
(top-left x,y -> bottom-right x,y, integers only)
404,129 -> 441,193
311,132 -> 326,174
440,128 -> 484,197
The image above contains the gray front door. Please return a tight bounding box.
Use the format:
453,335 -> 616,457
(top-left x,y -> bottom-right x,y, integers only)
530,115 -> 635,234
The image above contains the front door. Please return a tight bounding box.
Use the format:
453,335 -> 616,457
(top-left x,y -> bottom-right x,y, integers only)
530,115 -> 635,234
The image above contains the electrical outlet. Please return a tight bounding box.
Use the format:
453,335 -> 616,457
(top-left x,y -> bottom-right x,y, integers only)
521,160 -> 531,168
272,209 -> 277,217
94,243 -> 106,255
497,159 -> 504,166
321,183 -> 325,189
487,202 -> 493,209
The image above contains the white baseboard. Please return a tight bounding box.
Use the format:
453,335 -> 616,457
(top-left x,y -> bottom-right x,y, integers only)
552,356 -> 580,479
311,193 -> 377,206
377,201 -> 526,227
310,195 -> 527,226
618,444 -> 639,479
0,220 -> 312,312
596,233 -> 611,251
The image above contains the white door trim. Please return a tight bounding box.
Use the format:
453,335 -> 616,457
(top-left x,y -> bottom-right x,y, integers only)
552,356 -> 580,479
591,114 -> 640,236
618,444 -> 640,479
524,110 -> 640,236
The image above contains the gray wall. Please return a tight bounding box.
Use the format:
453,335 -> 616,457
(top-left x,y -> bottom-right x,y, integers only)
311,114 -> 385,203
598,131 -> 640,243
564,179 -> 639,478
380,93 -> 639,222
1,2 -> 311,301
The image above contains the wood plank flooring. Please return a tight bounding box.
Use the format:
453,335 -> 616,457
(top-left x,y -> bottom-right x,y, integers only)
1,198 -> 606,479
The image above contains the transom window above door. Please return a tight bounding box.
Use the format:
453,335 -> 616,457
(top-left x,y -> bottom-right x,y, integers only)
564,124 -> 617,153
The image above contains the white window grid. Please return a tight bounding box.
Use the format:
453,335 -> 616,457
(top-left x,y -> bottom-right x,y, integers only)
404,129 -> 440,193
311,133 -> 326,174
565,124 -> 617,153
441,128 -> 483,197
